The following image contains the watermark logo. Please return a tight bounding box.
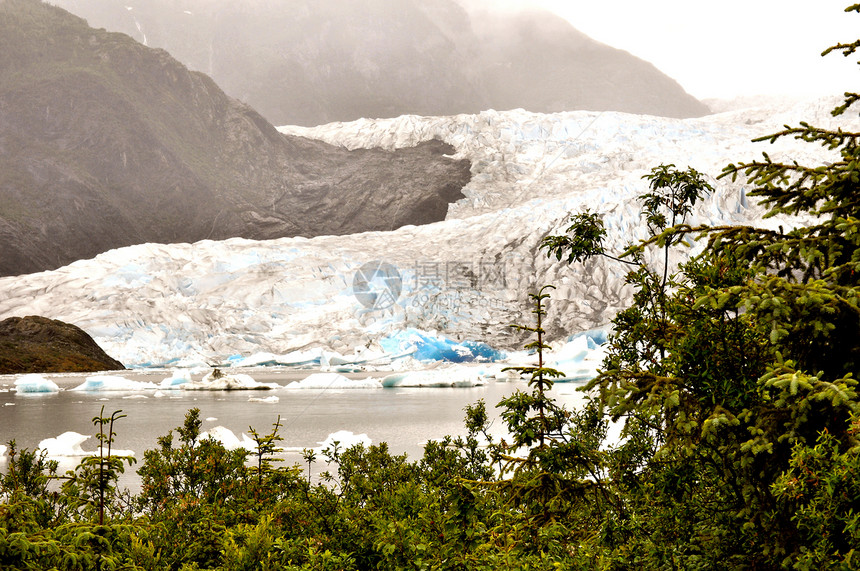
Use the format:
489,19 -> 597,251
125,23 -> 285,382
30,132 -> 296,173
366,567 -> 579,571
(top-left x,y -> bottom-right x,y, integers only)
352,261 -> 403,310
353,258 -> 511,318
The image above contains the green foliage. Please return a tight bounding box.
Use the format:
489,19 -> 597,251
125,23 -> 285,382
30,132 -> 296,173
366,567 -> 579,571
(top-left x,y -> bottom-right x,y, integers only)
247,415 -> 285,491
2,8 -> 859,569
137,407 -> 250,514
535,18 -> 860,566
772,414 -> 860,569
58,408 -> 135,525
1,441 -> 57,501
501,285 -> 566,451
541,209 -> 610,265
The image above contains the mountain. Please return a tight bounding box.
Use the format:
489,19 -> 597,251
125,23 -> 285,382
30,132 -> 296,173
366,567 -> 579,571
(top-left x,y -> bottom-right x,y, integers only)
0,316 -> 124,373
0,0 -> 471,277
47,0 -> 710,126
1,98 -> 850,367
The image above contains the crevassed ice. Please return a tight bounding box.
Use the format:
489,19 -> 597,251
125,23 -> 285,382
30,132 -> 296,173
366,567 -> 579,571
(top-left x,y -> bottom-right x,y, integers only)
1,99 -> 853,368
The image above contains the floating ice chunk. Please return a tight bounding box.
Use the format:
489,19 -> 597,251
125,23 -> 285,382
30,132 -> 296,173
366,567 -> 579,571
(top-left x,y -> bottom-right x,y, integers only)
160,369 -> 193,389
248,395 -> 279,403
14,374 -> 60,393
96,445 -> 135,457
286,373 -> 382,390
381,366 -> 485,388
380,329 -> 504,363
316,430 -> 371,452
37,431 -> 134,458
182,370 -> 279,391
545,334 -> 609,383
38,431 -> 91,457
71,375 -> 158,392
199,426 -> 255,451
547,335 -> 592,367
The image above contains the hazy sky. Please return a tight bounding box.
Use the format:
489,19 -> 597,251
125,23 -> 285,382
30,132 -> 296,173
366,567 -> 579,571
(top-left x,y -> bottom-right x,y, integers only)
482,0 -> 857,100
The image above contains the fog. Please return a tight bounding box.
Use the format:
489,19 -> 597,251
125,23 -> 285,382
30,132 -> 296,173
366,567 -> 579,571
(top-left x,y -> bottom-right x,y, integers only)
48,0 -> 708,125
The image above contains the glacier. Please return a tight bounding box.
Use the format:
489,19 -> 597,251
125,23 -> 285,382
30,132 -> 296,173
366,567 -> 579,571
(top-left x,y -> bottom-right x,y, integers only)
0,97 -> 854,369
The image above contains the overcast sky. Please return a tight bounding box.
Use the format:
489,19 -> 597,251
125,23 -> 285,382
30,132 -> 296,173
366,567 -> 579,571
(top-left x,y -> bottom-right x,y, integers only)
484,0 -> 856,100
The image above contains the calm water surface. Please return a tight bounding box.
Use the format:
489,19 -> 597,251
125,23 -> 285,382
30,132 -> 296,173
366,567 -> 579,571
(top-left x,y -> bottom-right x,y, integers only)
0,367 -> 590,488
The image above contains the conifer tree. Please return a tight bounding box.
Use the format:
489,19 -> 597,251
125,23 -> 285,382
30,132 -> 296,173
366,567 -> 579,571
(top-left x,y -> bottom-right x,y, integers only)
540,7 -> 860,564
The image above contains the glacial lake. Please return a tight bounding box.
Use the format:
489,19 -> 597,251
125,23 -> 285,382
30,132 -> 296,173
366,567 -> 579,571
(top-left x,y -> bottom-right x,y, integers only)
0,367 -> 591,489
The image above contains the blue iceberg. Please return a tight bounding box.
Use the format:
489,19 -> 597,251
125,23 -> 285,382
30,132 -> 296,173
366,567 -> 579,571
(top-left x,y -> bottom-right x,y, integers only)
14,374 -> 60,393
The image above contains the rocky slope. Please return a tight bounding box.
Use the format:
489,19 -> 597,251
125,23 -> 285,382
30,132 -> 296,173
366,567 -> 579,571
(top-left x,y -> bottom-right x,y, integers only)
0,316 -> 124,373
48,0 -> 709,126
0,0 -> 471,276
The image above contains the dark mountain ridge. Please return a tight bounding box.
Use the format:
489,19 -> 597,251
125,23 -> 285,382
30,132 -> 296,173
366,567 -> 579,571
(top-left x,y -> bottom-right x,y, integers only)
48,0 -> 710,126
0,0 -> 471,276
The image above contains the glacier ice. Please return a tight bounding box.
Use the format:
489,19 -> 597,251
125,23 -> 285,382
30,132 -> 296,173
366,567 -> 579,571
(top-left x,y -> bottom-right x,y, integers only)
379,329 -> 504,363
232,349 -> 324,368
0,98 -> 855,368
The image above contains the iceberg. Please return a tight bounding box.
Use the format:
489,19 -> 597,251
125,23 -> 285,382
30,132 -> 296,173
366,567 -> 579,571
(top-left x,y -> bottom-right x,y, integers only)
159,369 -> 193,389
71,375 -> 159,392
182,370 -> 279,391
36,431 -> 133,458
381,366 -> 485,388
37,432 -> 91,457
199,426 -> 256,451
315,430 -> 372,453
545,335 -> 608,383
14,374 -> 60,393
286,372 -> 382,390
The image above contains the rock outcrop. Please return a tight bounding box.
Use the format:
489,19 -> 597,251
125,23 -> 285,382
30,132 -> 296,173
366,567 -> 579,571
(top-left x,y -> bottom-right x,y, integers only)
0,316 -> 124,373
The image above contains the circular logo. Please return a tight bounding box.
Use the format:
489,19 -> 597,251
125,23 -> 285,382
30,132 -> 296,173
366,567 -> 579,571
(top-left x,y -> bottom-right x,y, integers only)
353,261 -> 402,310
